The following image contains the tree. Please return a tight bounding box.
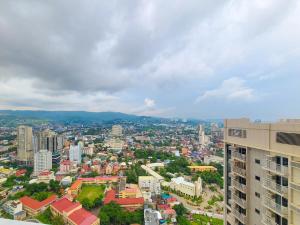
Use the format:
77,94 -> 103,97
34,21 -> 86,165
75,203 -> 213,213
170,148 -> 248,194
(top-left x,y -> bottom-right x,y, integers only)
173,203 -> 188,217
49,180 -> 61,194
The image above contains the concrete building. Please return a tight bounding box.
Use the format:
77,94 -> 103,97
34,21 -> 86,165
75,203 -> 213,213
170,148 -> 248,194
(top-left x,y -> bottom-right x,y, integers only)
144,208 -> 162,225
199,125 -> 209,146
141,165 -> 165,182
69,144 -> 82,164
169,177 -> 202,197
112,125 -> 122,137
2,200 -> 25,220
139,176 -> 161,195
17,125 -> 33,165
224,118 -> 300,225
34,149 -> 52,176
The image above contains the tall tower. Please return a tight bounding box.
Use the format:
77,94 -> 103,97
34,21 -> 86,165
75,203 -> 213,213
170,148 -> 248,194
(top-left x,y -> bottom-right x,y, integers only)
34,149 -> 52,175
17,125 -> 33,165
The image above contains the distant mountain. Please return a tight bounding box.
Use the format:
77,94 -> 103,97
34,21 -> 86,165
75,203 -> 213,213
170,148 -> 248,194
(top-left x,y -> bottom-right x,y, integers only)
0,110 -> 163,126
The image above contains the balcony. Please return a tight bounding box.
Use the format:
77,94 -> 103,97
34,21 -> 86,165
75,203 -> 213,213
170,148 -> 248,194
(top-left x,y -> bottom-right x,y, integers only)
263,196 -> 288,216
290,181 -> 300,192
232,166 -> 246,177
232,180 -> 247,193
262,214 -> 280,225
233,194 -> 246,208
262,177 -> 288,196
262,157 -> 288,176
226,213 -> 236,225
232,208 -> 247,224
291,160 -> 300,169
232,151 -> 246,162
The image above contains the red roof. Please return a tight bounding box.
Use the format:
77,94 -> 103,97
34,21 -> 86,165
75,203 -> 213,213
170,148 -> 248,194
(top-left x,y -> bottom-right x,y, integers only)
39,170 -> 52,176
103,190 -> 144,206
157,204 -> 170,210
51,197 -> 81,214
61,160 -> 71,165
16,169 -> 27,177
68,208 -> 98,225
78,176 -> 119,182
20,195 -> 57,210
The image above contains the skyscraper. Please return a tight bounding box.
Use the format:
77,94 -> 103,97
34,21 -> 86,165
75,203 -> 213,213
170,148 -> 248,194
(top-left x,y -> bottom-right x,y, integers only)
17,125 -> 33,165
34,149 -> 52,176
224,118 -> 300,225
69,144 -> 82,164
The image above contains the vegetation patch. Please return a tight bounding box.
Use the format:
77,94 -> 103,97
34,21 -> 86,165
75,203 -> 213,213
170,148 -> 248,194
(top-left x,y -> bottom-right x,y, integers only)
77,184 -> 105,209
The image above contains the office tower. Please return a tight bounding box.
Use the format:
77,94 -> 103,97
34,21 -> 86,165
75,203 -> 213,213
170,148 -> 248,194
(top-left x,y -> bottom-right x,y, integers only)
111,125 -> 122,137
17,125 -> 33,165
69,144 -> 81,164
199,124 -> 209,146
34,149 -> 52,175
224,118 -> 300,225
35,130 -> 57,153
56,135 -> 64,151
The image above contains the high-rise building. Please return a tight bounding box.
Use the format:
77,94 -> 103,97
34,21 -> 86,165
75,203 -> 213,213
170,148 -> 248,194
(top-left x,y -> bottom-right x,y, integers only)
111,125 -> 122,137
69,144 -> 82,164
35,130 -> 57,153
224,118 -> 300,225
17,125 -> 34,165
34,149 -> 52,175
199,124 -> 209,146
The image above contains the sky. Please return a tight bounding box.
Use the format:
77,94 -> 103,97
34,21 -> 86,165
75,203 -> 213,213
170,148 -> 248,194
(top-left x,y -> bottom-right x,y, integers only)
0,0 -> 300,120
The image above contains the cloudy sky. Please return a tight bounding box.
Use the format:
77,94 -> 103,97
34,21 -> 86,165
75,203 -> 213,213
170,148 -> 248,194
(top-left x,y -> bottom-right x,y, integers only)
0,0 -> 300,120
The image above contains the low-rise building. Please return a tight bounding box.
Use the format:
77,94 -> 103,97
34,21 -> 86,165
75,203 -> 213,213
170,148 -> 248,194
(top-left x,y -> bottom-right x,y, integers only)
2,200 -> 25,220
188,165 -> 217,173
144,208 -> 161,225
169,177 -> 202,197
138,176 -> 161,196
20,195 -> 57,216
37,170 -> 55,183
51,197 -> 99,225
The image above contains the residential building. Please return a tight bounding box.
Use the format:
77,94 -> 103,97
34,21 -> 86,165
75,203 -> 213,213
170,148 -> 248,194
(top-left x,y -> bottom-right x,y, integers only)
2,200 -> 25,220
17,125 -> 33,165
34,149 -> 52,176
112,125 -> 122,137
141,165 -> 164,182
69,144 -> 82,164
169,176 -> 202,197
144,208 -> 161,225
224,118 -> 300,225
138,176 -> 161,195
37,170 -> 55,183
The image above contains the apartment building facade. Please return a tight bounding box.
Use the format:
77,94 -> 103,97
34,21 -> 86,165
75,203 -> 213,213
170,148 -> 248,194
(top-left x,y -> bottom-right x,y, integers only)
224,118 -> 300,225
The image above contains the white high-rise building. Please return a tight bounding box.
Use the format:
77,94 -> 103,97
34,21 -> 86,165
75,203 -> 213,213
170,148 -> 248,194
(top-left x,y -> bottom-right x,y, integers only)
69,144 -> 81,164
34,149 -> 52,175
199,124 -> 209,146
17,125 -> 33,165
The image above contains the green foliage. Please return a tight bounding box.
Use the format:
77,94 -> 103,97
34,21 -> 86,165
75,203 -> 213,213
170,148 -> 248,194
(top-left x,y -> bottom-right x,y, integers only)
49,180 -> 61,194
177,215 -> 191,225
77,185 -> 105,209
173,203 -> 188,217
197,171 -> 223,188
134,149 -> 175,162
125,163 -> 147,184
36,207 -> 64,225
191,214 -> 223,225
32,192 -> 52,201
166,157 -> 191,175
99,202 -> 143,225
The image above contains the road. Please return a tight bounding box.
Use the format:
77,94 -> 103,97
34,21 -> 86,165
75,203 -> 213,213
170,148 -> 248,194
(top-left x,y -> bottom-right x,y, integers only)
169,193 -> 224,220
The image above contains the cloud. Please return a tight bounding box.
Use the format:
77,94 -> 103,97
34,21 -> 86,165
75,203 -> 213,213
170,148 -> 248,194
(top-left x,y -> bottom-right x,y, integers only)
144,98 -> 155,108
196,77 -> 256,102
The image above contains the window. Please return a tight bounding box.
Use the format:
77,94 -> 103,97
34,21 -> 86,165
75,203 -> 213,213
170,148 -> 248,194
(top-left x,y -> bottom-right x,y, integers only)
255,208 -> 260,214
255,159 -> 260,164
255,192 -> 261,198
255,176 -> 260,181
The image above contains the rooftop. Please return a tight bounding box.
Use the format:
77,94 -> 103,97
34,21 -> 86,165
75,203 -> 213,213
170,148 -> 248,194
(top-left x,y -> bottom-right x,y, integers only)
68,208 -> 98,225
20,195 -> 57,210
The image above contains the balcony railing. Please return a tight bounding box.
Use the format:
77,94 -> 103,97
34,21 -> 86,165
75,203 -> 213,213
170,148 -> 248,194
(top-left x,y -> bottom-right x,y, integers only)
290,181 -> 300,192
232,180 -> 247,193
232,208 -> 247,224
233,194 -> 246,208
262,157 -> 288,176
232,167 -> 246,177
262,215 -> 280,225
262,177 -> 288,196
227,213 -> 236,225
232,151 -> 246,162
263,196 -> 288,216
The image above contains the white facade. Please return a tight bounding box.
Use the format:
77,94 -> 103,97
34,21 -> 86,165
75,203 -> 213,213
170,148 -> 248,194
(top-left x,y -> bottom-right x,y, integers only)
2,200 -> 23,216
169,176 -> 202,197
69,144 -> 81,164
34,149 -> 52,176
144,208 -> 161,225
138,176 -> 161,195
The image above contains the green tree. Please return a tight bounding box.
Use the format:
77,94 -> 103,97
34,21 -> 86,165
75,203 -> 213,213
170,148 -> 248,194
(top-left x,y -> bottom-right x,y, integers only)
173,203 -> 188,217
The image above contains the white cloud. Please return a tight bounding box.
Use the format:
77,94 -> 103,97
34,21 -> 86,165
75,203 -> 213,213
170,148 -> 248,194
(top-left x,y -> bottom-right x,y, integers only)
196,77 -> 256,102
144,98 -> 155,108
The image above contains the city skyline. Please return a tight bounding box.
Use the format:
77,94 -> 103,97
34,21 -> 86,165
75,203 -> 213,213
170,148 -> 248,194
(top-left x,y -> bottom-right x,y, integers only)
1,1 -> 300,120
